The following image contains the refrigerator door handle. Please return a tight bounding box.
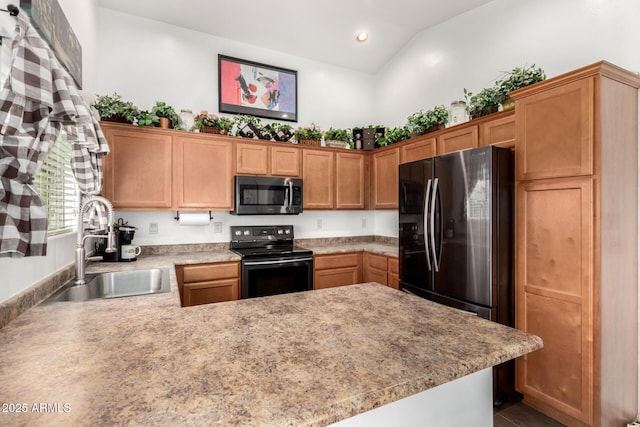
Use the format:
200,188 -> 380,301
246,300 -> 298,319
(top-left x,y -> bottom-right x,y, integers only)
424,179 -> 432,271
430,177 -> 440,272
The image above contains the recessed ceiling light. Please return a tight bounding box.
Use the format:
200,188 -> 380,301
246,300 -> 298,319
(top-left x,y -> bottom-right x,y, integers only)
355,32 -> 369,43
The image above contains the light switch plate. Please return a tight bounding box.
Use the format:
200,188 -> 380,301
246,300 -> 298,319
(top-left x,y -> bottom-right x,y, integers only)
149,222 -> 158,234
214,222 -> 222,233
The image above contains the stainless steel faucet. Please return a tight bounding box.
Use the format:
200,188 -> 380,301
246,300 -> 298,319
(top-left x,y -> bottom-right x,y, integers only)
75,196 -> 117,285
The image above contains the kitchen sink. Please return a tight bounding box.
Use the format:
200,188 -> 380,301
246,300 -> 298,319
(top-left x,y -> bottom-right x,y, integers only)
46,268 -> 171,303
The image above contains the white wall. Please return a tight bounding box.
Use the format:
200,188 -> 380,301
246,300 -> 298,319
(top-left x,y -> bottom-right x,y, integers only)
114,210 -> 377,245
96,8 -> 375,130
373,0 -> 640,126
0,0 -> 98,303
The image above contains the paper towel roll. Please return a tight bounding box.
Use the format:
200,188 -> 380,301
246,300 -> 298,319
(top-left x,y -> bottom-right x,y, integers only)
177,212 -> 211,226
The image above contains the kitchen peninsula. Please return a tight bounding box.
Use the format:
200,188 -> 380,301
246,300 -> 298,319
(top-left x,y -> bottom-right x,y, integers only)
0,258 -> 542,427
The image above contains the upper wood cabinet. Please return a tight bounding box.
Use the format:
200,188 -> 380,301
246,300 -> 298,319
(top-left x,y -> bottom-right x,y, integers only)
336,152 -> 367,209
516,78 -> 594,181
512,61 -> 640,427
174,134 -> 234,210
480,113 -> 515,149
302,149 -> 334,209
236,142 -> 301,177
436,125 -> 478,155
102,125 -> 173,210
400,135 -> 436,164
271,145 -> 301,177
235,142 -> 268,175
372,148 -> 399,209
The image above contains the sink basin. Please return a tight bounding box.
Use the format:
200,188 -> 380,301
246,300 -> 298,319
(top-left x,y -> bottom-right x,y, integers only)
46,268 -> 171,302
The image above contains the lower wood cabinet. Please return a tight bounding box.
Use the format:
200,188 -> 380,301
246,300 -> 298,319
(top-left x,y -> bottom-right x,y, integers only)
314,252 -> 361,289
176,261 -> 240,307
314,252 -> 398,290
387,257 -> 399,290
363,252 -> 388,285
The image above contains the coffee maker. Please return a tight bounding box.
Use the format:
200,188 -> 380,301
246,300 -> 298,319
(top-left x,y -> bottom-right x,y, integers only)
98,219 -> 139,262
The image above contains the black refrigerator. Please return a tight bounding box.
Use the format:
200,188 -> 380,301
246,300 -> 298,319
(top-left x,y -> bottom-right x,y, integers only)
399,145 -> 518,407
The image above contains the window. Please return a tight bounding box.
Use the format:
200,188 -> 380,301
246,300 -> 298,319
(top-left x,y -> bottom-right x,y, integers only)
33,134 -> 79,234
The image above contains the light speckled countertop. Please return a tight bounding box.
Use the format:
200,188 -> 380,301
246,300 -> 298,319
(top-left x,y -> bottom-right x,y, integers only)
301,241 -> 397,258
0,254 -> 541,427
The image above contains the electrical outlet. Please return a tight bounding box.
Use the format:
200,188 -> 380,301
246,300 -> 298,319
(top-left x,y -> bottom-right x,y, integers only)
362,218 -> 367,228
213,222 -> 222,233
149,222 -> 158,234
317,219 -> 323,229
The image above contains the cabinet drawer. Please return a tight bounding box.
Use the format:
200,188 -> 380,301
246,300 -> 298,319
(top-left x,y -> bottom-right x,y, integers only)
182,262 -> 239,283
314,267 -> 359,289
182,279 -> 239,306
314,253 -> 360,270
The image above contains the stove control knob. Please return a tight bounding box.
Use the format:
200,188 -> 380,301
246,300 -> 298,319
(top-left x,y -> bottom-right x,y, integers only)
234,230 -> 242,236
277,229 -> 283,235
243,230 -> 250,236
285,229 -> 291,234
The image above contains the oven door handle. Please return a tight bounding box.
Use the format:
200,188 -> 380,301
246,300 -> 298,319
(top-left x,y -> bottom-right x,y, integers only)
243,257 -> 314,266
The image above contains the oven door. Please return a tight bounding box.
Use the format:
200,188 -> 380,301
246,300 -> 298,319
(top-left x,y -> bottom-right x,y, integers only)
241,256 -> 313,299
234,176 -> 302,215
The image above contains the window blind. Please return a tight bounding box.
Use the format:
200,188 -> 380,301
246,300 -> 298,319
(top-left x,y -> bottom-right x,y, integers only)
33,134 -> 79,234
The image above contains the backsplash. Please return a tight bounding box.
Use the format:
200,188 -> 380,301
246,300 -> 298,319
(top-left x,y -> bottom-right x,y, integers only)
113,210 -> 398,246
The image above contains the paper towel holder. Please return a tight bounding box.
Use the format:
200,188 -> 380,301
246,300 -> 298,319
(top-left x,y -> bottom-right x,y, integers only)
174,211 -> 213,221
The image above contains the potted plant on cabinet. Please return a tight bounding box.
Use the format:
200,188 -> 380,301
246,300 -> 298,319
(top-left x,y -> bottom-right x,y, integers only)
136,110 -> 159,127
91,93 -> 139,124
378,126 -> 410,147
464,86 -> 502,119
152,101 -> 181,129
294,124 -> 323,146
193,111 -> 233,134
405,105 -> 449,136
323,127 -> 351,148
496,64 -> 546,109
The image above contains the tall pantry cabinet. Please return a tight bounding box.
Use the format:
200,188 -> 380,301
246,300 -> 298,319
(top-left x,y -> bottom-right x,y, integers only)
513,62 -> 639,426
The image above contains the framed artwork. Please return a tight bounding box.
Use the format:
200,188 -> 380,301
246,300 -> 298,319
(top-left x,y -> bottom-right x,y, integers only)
218,54 -> 297,122
20,0 -> 83,88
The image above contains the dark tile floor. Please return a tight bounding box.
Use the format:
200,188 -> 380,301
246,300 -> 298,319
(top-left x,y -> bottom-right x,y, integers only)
494,401 -> 566,426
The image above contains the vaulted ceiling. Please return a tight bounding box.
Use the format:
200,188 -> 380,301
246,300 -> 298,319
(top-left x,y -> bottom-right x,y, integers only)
98,0 -> 494,74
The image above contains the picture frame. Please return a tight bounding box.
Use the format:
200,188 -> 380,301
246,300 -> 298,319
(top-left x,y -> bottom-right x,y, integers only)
20,0 -> 83,89
218,54 -> 297,122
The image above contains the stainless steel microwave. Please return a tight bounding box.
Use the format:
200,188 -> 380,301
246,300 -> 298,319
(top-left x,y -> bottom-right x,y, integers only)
233,176 -> 303,215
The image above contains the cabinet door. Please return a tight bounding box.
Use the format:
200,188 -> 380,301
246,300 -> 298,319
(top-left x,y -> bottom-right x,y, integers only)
336,152 -> 366,209
516,78 -> 594,181
516,177 -> 594,425
236,142 -> 268,175
480,114 -> 515,149
102,126 -> 173,209
302,149 -> 334,209
387,257 -> 399,290
363,252 -> 387,285
372,148 -> 399,209
437,125 -> 478,155
182,279 -> 239,306
271,145 -> 301,177
400,137 -> 436,164
174,135 -> 234,210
